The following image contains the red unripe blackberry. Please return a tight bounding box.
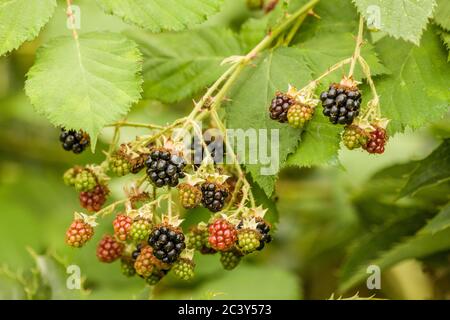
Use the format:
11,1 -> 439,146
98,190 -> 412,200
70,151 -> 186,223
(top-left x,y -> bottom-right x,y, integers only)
363,126 -> 388,154
201,181 -> 229,213
113,214 -> 133,242
320,83 -> 361,125
269,91 -> 296,123
59,128 -> 90,154
208,219 -> 237,251
96,235 -> 124,263
145,149 -> 186,188
148,225 -> 186,264
65,219 -> 94,247
79,184 -> 109,212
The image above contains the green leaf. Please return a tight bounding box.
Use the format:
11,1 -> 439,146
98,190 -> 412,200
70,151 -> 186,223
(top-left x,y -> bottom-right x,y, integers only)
25,32 -> 143,149
340,227 -> 450,292
374,28 -> 450,133
339,209 -> 432,292
96,0 -> 223,32
0,0 -> 57,56
421,202 -> 450,234
296,33 -> 390,81
285,111 -> 341,168
225,47 -> 313,196
439,29 -> 450,61
400,139 -> 450,197
129,27 -> 242,103
352,0 -> 436,45
434,0 -> 450,31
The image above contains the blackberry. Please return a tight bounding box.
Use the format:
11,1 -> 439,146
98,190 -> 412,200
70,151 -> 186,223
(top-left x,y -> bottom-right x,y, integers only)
269,91 -> 296,123
178,183 -> 202,209
363,126 -> 388,154
287,103 -> 315,128
65,219 -> 94,248
256,220 -> 272,251
120,258 -> 136,277
129,219 -> 152,242
59,128 -> 90,154
145,148 -> 186,188
220,249 -> 243,270
187,226 -> 216,254
237,229 -> 261,254
131,243 -> 144,261
109,153 -> 131,177
201,181 -> 229,212
134,246 -> 170,277
74,169 -> 97,192
173,258 -> 195,280
342,125 -> 369,150
96,235 -> 124,263
208,218 -> 237,251
79,184 -> 109,212
63,168 -> 78,187
148,225 -> 186,264
320,83 -> 361,125
145,269 -> 168,286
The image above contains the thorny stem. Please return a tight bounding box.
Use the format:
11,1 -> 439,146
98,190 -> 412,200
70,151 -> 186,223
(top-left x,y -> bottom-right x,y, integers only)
106,121 -> 164,130
94,199 -> 128,218
284,13 -> 308,46
348,16 -> 365,78
358,56 -> 381,119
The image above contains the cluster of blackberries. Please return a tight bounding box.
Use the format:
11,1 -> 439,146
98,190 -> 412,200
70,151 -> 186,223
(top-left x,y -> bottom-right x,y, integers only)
201,182 -> 229,212
145,149 -> 186,187
320,84 -> 361,125
269,92 -> 296,123
148,225 -> 186,264
59,129 -> 89,154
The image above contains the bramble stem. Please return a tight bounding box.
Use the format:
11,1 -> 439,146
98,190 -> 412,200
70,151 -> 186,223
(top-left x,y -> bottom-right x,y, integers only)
348,16 -> 365,78
106,122 -> 164,130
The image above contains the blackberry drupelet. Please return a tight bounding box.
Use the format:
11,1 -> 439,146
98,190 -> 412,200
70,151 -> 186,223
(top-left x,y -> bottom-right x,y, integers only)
148,225 -> 186,264
59,128 -> 90,154
201,181 -> 229,213
320,83 -> 361,125
269,91 -> 296,123
145,149 -> 186,188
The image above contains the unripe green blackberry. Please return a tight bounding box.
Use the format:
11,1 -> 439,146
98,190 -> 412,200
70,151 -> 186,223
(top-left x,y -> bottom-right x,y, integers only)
342,125 -> 369,150
145,270 -> 167,286
220,249 -> 243,270
129,219 -> 152,243
187,226 -> 216,254
63,168 -> 78,187
237,229 -> 261,254
173,258 -> 195,281
109,153 -> 131,177
178,183 -> 202,209
74,169 -> 97,192
287,103 -> 315,128
120,259 -> 136,277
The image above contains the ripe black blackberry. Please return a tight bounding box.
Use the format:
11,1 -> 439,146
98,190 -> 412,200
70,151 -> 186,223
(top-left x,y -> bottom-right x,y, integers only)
256,221 -> 272,251
201,181 -> 229,212
148,225 -> 186,264
131,243 -> 144,260
145,149 -> 186,188
320,83 -> 361,125
269,91 -> 296,123
59,128 -> 90,154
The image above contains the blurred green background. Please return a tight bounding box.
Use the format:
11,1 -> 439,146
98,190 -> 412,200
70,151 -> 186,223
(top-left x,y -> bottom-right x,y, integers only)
1,0 -> 449,300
